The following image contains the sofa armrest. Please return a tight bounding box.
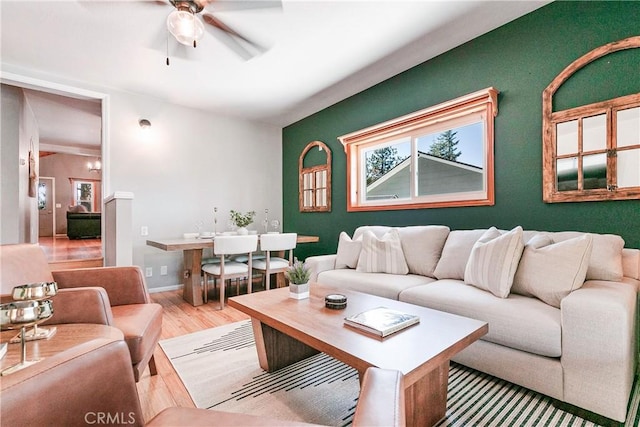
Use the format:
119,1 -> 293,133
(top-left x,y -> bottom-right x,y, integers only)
41,287 -> 114,326
561,278 -> 637,422
306,254 -> 337,283
0,336 -> 144,426
352,368 -> 405,427
52,266 -> 150,306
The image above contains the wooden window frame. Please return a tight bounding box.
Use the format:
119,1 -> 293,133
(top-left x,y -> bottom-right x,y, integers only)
338,87 -> 498,211
299,140 -> 332,212
542,35 -> 640,203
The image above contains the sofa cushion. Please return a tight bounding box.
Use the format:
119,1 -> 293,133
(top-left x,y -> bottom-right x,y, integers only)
353,226 -> 392,240
399,280 -> 562,357
512,233 -> 593,308
317,269 -> 434,300
552,232 -> 624,281
464,226 -> 524,298
397,226 -> 450,278
357,229 -> 409,275
111,304 -> 163,365
335,232 -> 362,269
433,229 -> 487,280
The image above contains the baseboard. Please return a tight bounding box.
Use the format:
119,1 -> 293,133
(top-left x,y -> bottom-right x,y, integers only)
148,284 -> 183,293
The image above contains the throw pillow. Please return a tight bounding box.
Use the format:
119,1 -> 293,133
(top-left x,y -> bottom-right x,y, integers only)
335,232 -> 362,269
433,229 -> 487,280
464,226 -> 525,298
356,229 -> 409,275
512,233 -> 593,308
398,226 -> 450,278
551,232 -> 624,281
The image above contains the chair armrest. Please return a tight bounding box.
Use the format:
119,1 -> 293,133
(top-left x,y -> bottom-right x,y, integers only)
352,368 -> 405,427
52,266 -> 151,306
306,254 -> 337,283
41,287 -> 114,326
1,336 -> 143,427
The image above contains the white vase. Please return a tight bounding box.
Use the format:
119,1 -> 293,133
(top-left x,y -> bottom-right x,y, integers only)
236,227 -> 248,235
289,282 -> 309,299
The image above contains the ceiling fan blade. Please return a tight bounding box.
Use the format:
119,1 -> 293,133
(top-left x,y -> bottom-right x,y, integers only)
201,0 -> 282,12
202,13 -> 265,59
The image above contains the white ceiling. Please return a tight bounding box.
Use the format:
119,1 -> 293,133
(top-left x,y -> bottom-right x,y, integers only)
1,0 -> 549,149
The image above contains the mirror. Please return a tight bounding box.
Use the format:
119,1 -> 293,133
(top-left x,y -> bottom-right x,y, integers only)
299,141 -> 331,212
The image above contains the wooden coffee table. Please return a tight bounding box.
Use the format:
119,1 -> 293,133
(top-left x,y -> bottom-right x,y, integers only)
228,284 -> 488,427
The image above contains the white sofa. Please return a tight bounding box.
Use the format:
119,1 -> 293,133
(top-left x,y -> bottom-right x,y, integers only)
306,225 -> 640,424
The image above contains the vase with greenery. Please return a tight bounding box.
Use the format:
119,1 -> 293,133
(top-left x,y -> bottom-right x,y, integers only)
285,259 -> 311,299
229,210 -> 256,235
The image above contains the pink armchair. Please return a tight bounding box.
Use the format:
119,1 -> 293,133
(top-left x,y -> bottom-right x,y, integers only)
0,243 -> 162,381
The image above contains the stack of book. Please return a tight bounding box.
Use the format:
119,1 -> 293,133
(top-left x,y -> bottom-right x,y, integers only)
344,306 -> 420,337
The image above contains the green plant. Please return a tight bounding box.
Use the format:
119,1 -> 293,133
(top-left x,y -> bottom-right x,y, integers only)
285,259 -> 311,285
229,210 -> 256,228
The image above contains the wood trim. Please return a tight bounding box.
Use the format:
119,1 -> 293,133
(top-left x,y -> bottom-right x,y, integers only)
542,36 -> 640,203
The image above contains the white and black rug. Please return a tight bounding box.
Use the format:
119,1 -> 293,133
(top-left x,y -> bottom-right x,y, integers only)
159,320 -> 640,427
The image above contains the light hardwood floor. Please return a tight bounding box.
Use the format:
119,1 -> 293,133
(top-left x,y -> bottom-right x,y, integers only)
136,289 -> 250,423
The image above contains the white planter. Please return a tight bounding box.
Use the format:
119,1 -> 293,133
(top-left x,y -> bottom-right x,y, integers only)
236,227 -> 248,235
289,282 -> 309,299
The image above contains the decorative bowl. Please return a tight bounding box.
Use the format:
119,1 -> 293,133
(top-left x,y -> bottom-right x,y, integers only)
0,300 -> 54,330
11,282 -> 58,301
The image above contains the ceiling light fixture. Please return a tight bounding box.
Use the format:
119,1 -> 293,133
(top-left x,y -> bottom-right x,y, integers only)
139,119 -> 151,129
166,4 -> 204,48
88,159 -> 102,173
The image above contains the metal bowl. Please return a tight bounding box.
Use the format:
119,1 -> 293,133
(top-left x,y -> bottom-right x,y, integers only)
0,300 -> 54,330
11,282 -> 58,301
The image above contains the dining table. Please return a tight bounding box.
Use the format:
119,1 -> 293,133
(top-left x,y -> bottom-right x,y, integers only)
146,234 -> 320,306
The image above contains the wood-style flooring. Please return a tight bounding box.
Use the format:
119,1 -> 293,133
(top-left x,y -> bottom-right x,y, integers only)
39,236 -> 104,269
136,290 -> 250,423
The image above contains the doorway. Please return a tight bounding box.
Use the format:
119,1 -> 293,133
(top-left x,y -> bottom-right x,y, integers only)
38,177 -> 55,237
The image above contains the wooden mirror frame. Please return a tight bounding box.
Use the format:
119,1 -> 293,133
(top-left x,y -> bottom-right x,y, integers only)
542,36 -> 640,203
299,140 -> 332,212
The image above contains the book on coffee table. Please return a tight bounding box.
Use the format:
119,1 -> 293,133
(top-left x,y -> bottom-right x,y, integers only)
344,306 -> 420,337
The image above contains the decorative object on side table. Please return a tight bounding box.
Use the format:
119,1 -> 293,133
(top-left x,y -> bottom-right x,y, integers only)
10,282 -> 58,342
285,259 -> 311,299
1,282 -> 57,375
229,210 -> 256,235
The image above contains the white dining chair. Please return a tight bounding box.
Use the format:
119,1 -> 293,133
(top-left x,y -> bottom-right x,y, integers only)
252,233 -> 297,290
202,235 -> 258,310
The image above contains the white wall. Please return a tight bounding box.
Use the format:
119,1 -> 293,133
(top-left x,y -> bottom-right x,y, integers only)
1,72 -> 282,290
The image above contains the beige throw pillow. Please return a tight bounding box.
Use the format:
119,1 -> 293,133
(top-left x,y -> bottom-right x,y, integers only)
335,232 -> 362,269
398,226 -> 450,278
512,233 -> 593,308
464,226 -> 525,298
356,229 -> 409,275
433,229 -> 489,280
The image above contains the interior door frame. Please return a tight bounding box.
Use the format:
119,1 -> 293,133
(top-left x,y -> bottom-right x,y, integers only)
1,72 -> 110,252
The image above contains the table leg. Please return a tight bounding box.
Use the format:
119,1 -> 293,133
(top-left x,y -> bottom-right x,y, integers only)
405,362 -> 449,427
251,319 -> 319,372
182,249 -> 203,306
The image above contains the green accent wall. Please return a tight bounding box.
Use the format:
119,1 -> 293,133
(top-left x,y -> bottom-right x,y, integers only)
283,1 -> 640,259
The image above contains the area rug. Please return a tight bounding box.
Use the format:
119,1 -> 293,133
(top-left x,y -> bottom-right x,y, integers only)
160,321 -> 640,427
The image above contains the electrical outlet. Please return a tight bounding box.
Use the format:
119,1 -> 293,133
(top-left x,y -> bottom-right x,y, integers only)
141,226 -> 149,236
145,267 -> 152,277
160,266 -> 167,275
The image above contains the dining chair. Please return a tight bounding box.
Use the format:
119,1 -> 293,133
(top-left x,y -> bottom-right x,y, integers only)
202,235 -> 258,310
252,233 -> 297,290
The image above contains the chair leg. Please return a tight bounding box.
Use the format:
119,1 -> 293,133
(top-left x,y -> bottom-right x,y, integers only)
219,277 -> 225,310
148,355 -> 157,377
265,270 -> 270,290
203,272 -> 208,303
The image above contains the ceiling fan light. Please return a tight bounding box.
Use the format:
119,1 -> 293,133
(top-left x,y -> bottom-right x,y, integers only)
167,10 -> 204,46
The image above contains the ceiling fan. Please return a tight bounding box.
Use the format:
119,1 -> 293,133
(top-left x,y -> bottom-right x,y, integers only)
158,0 -> 280,64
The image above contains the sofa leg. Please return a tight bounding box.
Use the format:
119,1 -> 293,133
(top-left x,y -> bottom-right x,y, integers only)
148,355 -> 158,377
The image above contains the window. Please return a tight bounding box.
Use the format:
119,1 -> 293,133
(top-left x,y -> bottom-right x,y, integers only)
339,87 -> 498,211
542,36 -> 640,203
70,179 -> 96,212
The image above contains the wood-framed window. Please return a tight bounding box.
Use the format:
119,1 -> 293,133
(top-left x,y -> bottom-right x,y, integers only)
542,36 -> 640,203
299,140 -> 332,212
338,87 -> 498,211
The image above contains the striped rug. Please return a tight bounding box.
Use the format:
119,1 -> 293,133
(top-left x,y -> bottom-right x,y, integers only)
159,320 -> 640,427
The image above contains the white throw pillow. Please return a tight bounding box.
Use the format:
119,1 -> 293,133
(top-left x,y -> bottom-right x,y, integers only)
433,229 -> 487,280
464,226 -> 525,298
512,233 -> 593,308
335,232 -> 362,269
356,229 -> 409,275
551,232 -> 624,281
398,226 -> 450,278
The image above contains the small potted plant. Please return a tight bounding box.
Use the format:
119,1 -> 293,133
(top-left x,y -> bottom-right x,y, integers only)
285,259 -> 311,299
229,210 -> 256,235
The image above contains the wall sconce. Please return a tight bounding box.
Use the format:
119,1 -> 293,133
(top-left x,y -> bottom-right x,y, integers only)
139,119 -> 152,129
87,159 -> 101,173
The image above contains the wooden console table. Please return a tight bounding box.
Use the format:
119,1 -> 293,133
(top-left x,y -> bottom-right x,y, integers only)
147,234 -> 319,306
